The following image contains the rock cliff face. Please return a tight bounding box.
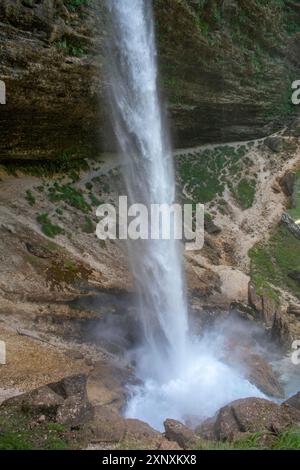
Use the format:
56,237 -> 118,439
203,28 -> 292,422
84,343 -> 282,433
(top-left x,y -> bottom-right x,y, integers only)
0,0 -> 299,160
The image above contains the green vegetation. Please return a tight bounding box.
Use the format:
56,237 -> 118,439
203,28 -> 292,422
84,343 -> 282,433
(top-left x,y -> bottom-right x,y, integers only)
48,183 -> 91,213
0,416 -> 68,450
82,216 -> 95,234
36,213 -> 65,239
249,224 -> 300,299
64,0 -> 89,12
288,171 -> 300,222
25,190 -> 35,206
177,144 -> 256,208
234,178 -> 256,209
55,38 -> 85,57
193,428 -> 300,451
1,151 -> 89,178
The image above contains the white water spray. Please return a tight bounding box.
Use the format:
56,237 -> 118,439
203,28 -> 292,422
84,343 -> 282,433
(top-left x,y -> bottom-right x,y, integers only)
105,0 -> 263,431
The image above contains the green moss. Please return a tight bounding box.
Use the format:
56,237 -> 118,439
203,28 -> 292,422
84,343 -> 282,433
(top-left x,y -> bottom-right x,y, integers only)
25,190 -> 35,206
0,430 -> 33,450
234,178 -> 256,209
55,38 -> 85,57
249,224 -> 300,299
0,416 -> 68,450
36,213 -> 65,239
177,144 -> 254,206
64,0 -> 89,12
288,170 -> 300,222
48,184 -> 91,213
82,216 -> 95,234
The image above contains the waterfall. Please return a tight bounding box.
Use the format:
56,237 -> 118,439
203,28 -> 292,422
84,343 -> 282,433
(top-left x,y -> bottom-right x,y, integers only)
104,0 -> 188,380
104,0 -> 263,431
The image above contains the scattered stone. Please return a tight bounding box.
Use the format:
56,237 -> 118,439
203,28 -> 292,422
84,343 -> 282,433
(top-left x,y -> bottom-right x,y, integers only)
164,419 -> 199,449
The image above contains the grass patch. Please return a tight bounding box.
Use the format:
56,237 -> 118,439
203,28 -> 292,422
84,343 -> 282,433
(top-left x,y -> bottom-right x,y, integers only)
36,213 -> 65,239
249,224 -> 300,299
234,178 -> 256,209
288,170 -> 300,222
176,144 -> 255,207
0,416 -> 68,450
48,183 -> 91,213
194,427 -> 300,450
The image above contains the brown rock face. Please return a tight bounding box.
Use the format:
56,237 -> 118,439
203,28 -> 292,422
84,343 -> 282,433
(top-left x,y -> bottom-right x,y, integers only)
164,419 -> 199,449
0,0 -> 104,161
0,0 -> 299,160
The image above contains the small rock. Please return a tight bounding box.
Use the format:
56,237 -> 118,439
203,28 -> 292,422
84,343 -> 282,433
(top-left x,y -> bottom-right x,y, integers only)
164,419 -> 199,449
265,136 -> 284,153
37,415 -> 46,423
25,242 -> 51,259
288,271 -> 300,283
287,303 -> 300,317
204,218 -> 222,235
279,172 -> 296,197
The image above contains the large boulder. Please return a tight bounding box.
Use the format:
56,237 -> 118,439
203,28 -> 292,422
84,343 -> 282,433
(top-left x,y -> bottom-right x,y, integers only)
123,419 -> 163,450
198,397 -> 300,442
284,392 -> 300,412
87,406 -> 126,443
164,419 -> 199,449
0,373 -> 93,426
